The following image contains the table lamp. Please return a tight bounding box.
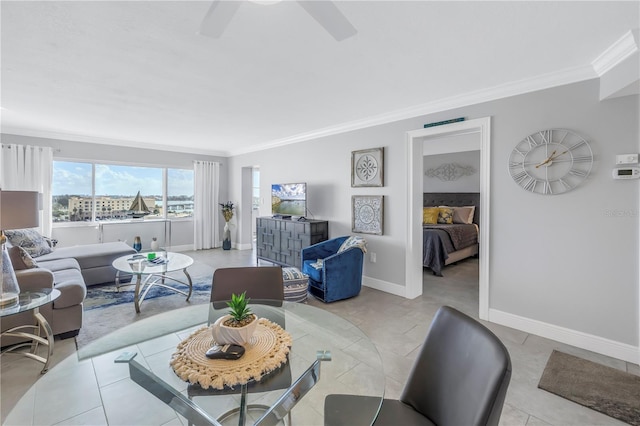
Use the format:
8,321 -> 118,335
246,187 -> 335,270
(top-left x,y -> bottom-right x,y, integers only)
0,190 -> 40,307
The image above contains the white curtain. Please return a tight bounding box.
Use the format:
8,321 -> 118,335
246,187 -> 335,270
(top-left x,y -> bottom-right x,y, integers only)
194,161 -> 220,250
1,144 -> 53,236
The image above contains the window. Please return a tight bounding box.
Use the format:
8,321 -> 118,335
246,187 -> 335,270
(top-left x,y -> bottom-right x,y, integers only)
52,162 -> 92,222
95,164 -> 162,220
167,168 -> 194,218
52,161 -> 194,224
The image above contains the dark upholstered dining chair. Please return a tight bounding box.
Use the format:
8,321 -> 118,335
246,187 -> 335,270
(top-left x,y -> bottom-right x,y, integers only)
209,266 -> 284,308
324,306 -> 512,426
187,266 -> 292,422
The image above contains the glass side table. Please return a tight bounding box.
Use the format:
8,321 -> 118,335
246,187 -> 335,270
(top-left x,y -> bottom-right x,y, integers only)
0,288 -> 61,373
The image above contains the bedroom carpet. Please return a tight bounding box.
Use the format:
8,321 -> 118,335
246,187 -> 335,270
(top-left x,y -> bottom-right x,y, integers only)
538,350 -> 640,425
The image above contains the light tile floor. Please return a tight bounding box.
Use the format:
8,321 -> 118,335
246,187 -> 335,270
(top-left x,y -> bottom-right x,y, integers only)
1,248 -> 638,425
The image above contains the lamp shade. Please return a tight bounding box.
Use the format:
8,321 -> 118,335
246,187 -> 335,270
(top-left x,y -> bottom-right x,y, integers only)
1,190 -> 40,306
0,190 -> 40,230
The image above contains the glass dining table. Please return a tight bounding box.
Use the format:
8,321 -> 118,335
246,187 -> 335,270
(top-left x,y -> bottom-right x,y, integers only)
75,300 -> 385,426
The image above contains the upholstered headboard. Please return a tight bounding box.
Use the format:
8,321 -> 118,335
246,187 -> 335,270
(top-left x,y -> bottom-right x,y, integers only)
423,192 -> 480,225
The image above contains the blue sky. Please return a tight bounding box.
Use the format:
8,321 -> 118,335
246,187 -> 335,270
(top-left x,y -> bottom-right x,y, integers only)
52,161 -> 193,197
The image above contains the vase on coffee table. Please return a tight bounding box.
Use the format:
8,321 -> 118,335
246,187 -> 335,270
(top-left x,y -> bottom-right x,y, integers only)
150,237 -> 160,251
133,236 -> 142,252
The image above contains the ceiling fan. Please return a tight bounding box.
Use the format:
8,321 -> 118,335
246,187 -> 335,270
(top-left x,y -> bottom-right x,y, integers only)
199,0 -> 357,41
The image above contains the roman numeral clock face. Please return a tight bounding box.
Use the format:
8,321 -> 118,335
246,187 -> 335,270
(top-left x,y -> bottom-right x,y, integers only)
508,129 -> 593,195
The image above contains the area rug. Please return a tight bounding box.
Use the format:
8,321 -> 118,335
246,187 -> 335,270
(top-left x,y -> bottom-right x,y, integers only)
84,274 -> 212,310
538,350 -> 640,425
76,261 -> 214,348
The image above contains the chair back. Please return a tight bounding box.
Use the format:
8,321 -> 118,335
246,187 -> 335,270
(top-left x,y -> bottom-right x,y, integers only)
210,266 -> 284,308
400,306 -> 511,426
198,266 -> 291,395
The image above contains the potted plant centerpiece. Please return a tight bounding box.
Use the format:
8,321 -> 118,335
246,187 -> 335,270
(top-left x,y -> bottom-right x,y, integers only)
211,292 -> 258,346
219,201 -> 235,250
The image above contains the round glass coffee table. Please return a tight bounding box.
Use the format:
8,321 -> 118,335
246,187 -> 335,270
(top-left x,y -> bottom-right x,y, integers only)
112,252 -> 194,313
0,288 -> 60,373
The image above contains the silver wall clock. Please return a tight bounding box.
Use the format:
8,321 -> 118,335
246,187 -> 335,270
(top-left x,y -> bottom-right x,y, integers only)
508,129 -> 593,195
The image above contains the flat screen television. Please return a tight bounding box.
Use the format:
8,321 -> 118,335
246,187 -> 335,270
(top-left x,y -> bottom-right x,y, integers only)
271,183 -> 306,217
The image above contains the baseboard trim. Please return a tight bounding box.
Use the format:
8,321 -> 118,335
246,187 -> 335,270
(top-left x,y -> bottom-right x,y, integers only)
489,308 -> 639,364
362,276 -> 406,298
233,242 -> 253,250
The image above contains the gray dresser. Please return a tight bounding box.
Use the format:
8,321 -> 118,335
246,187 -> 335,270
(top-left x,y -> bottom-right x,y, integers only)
256,217 -> 329,268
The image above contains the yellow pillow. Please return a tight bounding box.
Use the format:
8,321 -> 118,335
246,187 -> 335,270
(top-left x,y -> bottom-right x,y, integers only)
437,207 -> 454,224
422,207 -> 439,224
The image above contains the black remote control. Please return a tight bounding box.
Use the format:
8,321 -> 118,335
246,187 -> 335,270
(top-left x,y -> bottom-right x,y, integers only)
205,344 -> 245,360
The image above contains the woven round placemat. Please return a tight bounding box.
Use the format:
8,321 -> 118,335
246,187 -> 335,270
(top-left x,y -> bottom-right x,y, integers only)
170,317 -> 292,390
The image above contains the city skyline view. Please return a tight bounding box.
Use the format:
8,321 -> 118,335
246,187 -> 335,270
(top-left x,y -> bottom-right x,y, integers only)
51,161 -> 194,221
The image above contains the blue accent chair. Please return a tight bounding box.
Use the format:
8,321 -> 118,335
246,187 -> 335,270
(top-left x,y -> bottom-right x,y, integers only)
301,236 -> 364,303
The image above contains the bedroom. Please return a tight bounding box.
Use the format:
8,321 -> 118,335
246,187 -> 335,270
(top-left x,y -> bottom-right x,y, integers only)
422,135 -> 481,279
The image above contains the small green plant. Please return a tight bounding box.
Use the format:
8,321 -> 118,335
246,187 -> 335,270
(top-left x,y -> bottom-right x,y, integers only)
225,292 -> 253,326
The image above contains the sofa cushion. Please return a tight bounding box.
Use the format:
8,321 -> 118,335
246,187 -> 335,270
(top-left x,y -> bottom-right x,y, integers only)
37,258 -> 81,273
37,242 -> 136,270
51,269 -> 87,309
4,228 -> 53,257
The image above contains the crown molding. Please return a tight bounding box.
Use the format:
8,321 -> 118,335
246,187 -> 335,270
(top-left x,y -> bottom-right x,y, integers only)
591,29 -> 639,76
230,63 -> 597,156
3,62 -> 599,159
0,126 -> 230,158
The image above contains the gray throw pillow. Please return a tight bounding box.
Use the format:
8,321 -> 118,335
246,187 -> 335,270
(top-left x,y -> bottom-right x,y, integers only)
4,228 -> 53,257
8,246 -> 38,270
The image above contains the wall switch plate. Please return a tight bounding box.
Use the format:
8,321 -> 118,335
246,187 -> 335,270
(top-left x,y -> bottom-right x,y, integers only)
616,154 -> 638,164
370,252 -> 376,263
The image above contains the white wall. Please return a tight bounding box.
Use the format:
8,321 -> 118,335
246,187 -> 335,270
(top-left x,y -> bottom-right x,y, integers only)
229,78 -> 639,360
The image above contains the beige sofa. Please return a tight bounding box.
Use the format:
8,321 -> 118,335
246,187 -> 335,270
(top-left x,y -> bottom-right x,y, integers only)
1,240 -> 135,344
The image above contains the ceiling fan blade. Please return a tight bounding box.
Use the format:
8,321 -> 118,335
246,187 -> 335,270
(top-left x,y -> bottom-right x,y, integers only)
297,1 -> 357,41
199,1 -> 242,38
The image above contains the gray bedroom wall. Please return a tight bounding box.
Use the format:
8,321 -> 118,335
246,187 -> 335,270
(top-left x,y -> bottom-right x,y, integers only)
423,151 -> 481,192
229,78 -> 639,350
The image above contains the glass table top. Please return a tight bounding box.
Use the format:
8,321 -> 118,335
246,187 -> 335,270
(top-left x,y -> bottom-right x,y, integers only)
112,251 -> 194,275
0,288 -> 60,317
77,301 -> 385,425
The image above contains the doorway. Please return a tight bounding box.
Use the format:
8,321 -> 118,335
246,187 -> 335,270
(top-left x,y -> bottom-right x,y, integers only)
405,117 -> 491,320
252,167 -> 260,242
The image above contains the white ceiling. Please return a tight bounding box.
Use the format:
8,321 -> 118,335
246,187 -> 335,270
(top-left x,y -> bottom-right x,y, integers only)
1,1 -> 638,157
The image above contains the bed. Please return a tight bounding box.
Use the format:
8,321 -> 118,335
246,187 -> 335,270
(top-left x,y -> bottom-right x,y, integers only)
423,192 -> 480,276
